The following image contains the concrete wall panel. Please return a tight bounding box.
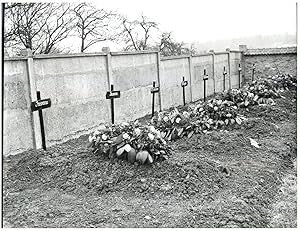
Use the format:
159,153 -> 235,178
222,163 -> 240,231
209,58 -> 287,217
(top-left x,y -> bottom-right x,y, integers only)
214,54 -> 230,93
111,54 -> 157,91
160,58 -> 191,109
111,53 -> 159,121
230,52 -> 243,88
33,56 -> 110,146
192,55 -> 214,101
3,60 -> 34,156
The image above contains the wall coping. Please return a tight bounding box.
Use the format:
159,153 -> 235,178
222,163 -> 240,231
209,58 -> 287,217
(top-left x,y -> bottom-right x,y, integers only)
4,52 -> 108,61
161,55 -> 190,61
244,47 -> 297,56
110,50 -> 158,56
4,50 -> 159,61
4,56 -> 28,61
192,53 -> 213,57
4,49 -> 243,61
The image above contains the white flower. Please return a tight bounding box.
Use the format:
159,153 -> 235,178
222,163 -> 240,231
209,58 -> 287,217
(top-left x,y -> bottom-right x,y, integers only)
123,144 -> 132,152
175,117 -> 181,124
163,116 -> 169,122
93,130 -> 100,136
123,133 -> 130,140
121,122 -> 130,127
101,134 -> 108,141
89,135 -> 96,142
149,125 -> 156,133
98,125 -> 106,130
88,135 -> 93,142
148,133 -> 155,140
183,111 -> 189,118
134,128 -> 142,136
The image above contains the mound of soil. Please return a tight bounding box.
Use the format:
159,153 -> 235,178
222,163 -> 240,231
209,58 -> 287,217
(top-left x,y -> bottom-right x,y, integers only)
2,90 -> 296,228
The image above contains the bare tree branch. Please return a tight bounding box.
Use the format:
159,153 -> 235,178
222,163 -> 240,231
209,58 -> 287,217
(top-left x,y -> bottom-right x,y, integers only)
4,3 -> 75,55
118,14 -> 159,51
72,3 -> 118,52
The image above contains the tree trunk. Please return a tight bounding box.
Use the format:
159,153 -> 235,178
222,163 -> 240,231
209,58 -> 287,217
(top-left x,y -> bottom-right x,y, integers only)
81,38 -> 85,52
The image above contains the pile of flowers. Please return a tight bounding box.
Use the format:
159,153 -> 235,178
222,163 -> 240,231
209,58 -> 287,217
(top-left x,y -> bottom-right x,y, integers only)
192,98 -> 244,128
150,108 -> 197,141
221,74 -> 296,107
269,74 -> 297,90
221,88 -> 259,107
150,98 -> 245,142
88,121 -> 171,164
88,74 -> 296,165
150,74 -> 296,142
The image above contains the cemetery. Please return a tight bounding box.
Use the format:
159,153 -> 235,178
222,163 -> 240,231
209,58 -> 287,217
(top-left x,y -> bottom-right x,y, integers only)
2,45 -> 297,227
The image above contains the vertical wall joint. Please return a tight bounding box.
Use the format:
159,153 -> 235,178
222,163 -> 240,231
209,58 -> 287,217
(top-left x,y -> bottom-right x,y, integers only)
156,51 -> 162,111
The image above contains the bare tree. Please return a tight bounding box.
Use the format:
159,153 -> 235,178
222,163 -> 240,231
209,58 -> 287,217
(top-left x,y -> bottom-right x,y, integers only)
4,2 -> 75,54
158,32 -> 196,56
72,3 -> 117,52
120,14 -> 159,51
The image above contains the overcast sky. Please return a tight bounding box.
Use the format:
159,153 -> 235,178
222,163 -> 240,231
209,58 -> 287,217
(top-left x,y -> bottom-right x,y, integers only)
94,0 -> 297,44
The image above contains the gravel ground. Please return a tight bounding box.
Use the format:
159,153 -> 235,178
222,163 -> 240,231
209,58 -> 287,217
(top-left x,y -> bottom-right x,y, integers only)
2,90 -> 297,228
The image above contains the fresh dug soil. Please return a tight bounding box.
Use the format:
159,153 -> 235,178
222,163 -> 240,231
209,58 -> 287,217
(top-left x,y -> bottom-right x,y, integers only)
2,90 -> 297,228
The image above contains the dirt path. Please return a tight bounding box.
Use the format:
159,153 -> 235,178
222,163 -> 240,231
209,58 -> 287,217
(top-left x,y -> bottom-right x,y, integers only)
2,90 -> 296,228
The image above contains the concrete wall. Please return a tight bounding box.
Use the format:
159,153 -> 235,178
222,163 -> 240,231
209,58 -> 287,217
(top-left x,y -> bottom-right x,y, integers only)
230,51 -> 243,88
33,55 -> 110,146
244,54 -> 297,82
214,53 -> 230,93
160,56 -> 191,109
191,54 -> 214,101
3,59 -> 34,155
3,50 -> 243,156
111,52 -> 159,121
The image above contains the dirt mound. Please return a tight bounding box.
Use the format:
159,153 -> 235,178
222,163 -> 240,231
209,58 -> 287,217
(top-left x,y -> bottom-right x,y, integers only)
3,89 -> 296,228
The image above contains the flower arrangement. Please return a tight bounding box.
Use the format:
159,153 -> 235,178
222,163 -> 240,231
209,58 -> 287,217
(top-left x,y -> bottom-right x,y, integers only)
88,74 -> 296,164
88,121 -> 171,164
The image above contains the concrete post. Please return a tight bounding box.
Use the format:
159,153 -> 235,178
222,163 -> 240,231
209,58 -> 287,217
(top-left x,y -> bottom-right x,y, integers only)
239,45 -> 247,85
156,51 -> 162,111
226,48 -> 231,89
210,50 -> 216,94
26,49 -> 41,150
188,55 -> 193,102
103,47 -> 112,89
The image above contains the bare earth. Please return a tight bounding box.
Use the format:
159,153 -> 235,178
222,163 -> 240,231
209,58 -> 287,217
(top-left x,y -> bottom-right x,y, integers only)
2,90 -> 297,228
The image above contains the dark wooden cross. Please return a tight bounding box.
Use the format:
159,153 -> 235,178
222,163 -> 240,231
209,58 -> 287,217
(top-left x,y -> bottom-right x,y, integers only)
223,66 -> 227,91
31,91 -> 51,150
203,69 -> 208,101
181,76 -> 188,106
151,81 -> 159,117
238,63 -> 242,88
106,84 -> 120,124
252,64 -> 255,82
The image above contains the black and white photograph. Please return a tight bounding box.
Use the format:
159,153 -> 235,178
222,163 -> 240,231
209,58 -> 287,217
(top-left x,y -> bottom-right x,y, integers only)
0,0 -> 298,228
